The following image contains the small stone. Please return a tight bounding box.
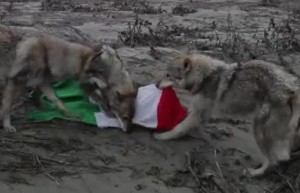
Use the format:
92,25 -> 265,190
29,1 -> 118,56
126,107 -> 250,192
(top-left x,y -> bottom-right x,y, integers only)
244,155 -> 252,160
234,159 -> 241,166
135,184 -> 146,190
120,147 -> 128,156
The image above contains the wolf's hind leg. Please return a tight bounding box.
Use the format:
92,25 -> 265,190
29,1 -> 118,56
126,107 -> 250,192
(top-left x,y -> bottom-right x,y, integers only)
248,103 -> 293,177
245,104 -> 277,177
244,139 -> 291,177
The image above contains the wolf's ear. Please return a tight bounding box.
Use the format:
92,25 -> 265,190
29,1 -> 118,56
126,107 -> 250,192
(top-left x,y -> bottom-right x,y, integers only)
115,90 -> 122,101
91,50 -> 103,62
181,47 -> 190,55
183,58 -> 192,73
90,45 -> 103,61
132,82 -> 139,97
132,81 -> 142,90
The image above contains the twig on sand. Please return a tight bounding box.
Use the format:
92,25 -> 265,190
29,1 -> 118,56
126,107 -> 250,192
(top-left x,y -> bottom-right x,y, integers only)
291,150 -> 300,160
286,180 -> 297,193
185,152 -> 201,185
2,138 -> 50,146
296,174 -> 300,192
0,148 -> 70,165
274,170 -> 299,193
79,175 -> 93,193
214,149 -> 225,183
212,149 -> 227,193
185,152 -> 208,193
38,156 -> 70,165
185,150 -> 228,193
210,178 -> 226,193
34,155 -> 60,186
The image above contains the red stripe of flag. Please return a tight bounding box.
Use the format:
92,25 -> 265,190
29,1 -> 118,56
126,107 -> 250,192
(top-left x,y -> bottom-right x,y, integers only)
156,87 -> 187,132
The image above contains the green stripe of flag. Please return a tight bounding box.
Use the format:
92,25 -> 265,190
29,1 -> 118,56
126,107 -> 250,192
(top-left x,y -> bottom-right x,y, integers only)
26,78 -> 99,126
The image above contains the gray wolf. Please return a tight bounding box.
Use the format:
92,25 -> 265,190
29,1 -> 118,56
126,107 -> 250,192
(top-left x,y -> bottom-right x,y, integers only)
1,35 -> 102,133
80,45 -> 137,133
155,52 -> 300,177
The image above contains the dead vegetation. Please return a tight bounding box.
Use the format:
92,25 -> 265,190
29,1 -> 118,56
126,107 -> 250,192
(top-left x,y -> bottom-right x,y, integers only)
41,0 -> 74,11
112,0 -> 136,11
185,147 -> 300,193
118,11 -> 300,64
209,14 -> 300,61
184,148 -> 249,193
172,4 -> 197,16
41,0 -> 104,13
133,1 -> 166,14
0,121 -> 121,184
113,0 -> 166,14
118,15 -> 175,47
260,0 -> 280,7
6,0 -> 14,11
118,16 -> 209,48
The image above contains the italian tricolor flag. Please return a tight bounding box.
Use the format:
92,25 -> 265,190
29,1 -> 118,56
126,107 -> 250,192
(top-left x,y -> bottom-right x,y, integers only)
27,79 -> 187,132
95,84 -> 187,132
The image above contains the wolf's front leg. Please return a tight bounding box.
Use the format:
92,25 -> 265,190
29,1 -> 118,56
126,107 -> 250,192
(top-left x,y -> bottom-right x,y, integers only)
1,79 -> 24,132
244,154 -> 273,177
39,83 -> 81,119
154,94 -> 209,141
154,111 -> 199,140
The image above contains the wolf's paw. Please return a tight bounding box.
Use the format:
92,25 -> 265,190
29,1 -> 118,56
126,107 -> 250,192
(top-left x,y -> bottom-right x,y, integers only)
4,125 -> 17,133
243,167 -> 265,178
288,117 -> 299,130
62,110 -> 82,120
155,80 -> 173,90
153,132 -> 171,141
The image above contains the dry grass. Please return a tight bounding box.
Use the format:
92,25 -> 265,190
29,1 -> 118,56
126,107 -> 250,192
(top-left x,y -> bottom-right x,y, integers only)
118,12 -> 300,62
172,4 -> 197,16
133,1 -> 166,14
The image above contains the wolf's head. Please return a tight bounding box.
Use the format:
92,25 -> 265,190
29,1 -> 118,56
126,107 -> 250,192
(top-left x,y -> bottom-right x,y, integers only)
80,69 -> 138,133
101,69 -> 138,133
85,45 -> 125,80
107,86 -> 137,133
157,52 -> 221,93
99,45 -> 123,67
82,45 -> 138,132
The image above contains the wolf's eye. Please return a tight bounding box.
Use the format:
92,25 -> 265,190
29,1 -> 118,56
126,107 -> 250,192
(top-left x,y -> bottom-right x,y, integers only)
92,82 -> 98,88
122,116 -> 129,121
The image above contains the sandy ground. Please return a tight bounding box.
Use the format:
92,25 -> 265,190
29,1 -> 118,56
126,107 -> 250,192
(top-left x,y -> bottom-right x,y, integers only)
0,0 -> 299,193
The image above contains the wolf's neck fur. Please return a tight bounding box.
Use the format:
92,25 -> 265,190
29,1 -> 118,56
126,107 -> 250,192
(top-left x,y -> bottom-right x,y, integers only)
102,55 -> 133,93
188,55 -> 227,93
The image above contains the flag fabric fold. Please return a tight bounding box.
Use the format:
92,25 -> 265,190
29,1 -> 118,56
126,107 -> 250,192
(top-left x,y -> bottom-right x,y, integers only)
130,84 -> 187,132
27,79 -> 187,132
